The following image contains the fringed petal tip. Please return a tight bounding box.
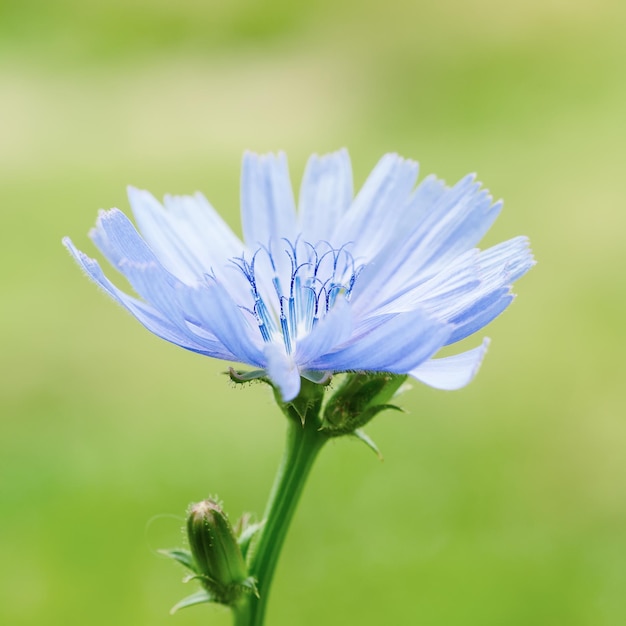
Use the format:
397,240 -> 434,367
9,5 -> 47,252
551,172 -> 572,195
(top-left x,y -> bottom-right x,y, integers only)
62,236 -> 96,271
409,337 -> 490,390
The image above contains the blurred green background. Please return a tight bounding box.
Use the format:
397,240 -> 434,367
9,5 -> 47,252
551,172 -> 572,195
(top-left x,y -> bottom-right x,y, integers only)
2,1 -> 625,624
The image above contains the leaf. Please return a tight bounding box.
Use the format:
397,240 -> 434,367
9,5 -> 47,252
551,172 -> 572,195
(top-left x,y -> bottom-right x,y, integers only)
352,429 -> 383,460
169,589 -> 216,614
241,576 -> 260,598
158,548 -> 197,573
238,520 -> 265,560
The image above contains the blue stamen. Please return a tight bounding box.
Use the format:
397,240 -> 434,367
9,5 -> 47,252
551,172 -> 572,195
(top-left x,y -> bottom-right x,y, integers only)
255,299 -> 276,340
280,314 -> 292,354
288,296 -> 296,338
231,237 -> 361,349
258,322 -> 271,342
302,286 -> 316,332
259,242 -> 277,272
272,276 -> 283,300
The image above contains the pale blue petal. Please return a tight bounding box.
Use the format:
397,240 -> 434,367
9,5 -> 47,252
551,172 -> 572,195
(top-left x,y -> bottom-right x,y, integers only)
298,149 -> 353,243
265,344 -> 301,401
91,210 -> 213,335
90,208 -> 161,266
178,281 -> 266,367
241,151 -> 297,248
410,338 -> 490,390
411,186 -> 501,272
310,309 -> 452,372
161,192 -> 252,303
358,248 -> 481,316
352,176 -> 502,312
332,153 -> 419,259
423,237 -> 533,324
108,257 -> 261,363
128,186 -> 245,285
363,174 -> 447,271
370,236 -> 533,331
448,288 -> 514,344
62,238 -> 237,359
477,236 -> 535,284
126,187 -> 206,283
397,174 -> 447,233
163,192 -> 244,262
295,298 -> 353,365
89,209 -> 189,312
81,211 -> 262,364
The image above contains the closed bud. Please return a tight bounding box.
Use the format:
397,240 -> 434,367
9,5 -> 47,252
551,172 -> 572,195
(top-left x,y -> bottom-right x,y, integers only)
186,499 -> 251,605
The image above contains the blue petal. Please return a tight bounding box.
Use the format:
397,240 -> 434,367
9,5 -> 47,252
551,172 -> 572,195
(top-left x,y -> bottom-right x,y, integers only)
90,208 -> 173,270
298,149 -> 353,244
332,153 -> 419,260
407,181 -> 502,272
89,209 -> 188,310
353,176 -> 502,313
369,235 -> 533,330
428,236 -> 534,341
357,248 -> 481,316
79,210 -> 265,366
397,174 -> 447,231
241,151 -> 297,249
310,309 -> 452,372
447,288 -> 514,344
62,238 -> 237,360
127,187 -> 245,285
264,343 -> 301,401
477,236 -> 535,284
295,298 -> 353,365
177,281 -> 266,367
410,338 -> 490,390
126,187 -> 205,282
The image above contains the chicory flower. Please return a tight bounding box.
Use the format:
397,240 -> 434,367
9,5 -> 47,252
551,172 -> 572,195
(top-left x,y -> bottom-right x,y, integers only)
64,150 -> 533,401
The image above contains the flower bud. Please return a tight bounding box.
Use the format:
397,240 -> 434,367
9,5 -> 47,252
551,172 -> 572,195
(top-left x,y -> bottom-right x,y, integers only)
186,499 -> 250,605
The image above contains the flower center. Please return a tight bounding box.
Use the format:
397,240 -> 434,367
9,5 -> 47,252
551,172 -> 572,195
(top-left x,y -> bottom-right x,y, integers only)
232,237 -> 361,354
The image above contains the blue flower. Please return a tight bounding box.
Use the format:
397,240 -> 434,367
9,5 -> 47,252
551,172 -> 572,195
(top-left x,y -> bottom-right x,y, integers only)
64,150 -> 534,401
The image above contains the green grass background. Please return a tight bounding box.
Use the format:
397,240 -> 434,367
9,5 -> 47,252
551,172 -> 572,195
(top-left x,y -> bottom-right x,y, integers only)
2,1 -> 625,624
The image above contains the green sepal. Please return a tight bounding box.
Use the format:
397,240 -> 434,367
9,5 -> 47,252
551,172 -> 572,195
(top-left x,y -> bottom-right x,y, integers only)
181,572 -> 259,604
237,520 -> 265,561
169,589 -> 216,614
272,377 -> 328,427
228,367 -> 269,384
325,403 -> 402,436
322,372 -> 407,436
228,370 -> 330,428
182,572 -> 211,584
301,369 -> 332,384
241,575 -> 260,598
158,548 -> 197,574
352,428 -> 383,460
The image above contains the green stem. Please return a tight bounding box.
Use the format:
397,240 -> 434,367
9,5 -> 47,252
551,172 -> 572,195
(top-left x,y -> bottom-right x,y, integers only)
233,414 -> 327,626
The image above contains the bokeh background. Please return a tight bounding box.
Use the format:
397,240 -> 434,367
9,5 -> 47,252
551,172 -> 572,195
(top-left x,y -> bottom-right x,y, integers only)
2,1 -> 625,624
